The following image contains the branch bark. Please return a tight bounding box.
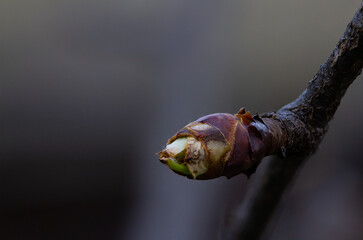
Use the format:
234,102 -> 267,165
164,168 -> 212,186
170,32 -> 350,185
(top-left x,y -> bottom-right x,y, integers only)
227,3 -> 363,240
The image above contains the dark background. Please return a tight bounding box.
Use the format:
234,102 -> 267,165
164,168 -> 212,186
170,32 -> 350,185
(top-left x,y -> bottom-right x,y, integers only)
0,1 -> 362,239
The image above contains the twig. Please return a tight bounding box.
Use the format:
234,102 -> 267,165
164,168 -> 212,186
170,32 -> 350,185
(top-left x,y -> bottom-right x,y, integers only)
227,3 -> 363,240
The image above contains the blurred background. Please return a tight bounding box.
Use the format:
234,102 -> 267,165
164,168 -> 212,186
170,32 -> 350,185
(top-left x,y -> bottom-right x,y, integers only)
0,0 -> 362,239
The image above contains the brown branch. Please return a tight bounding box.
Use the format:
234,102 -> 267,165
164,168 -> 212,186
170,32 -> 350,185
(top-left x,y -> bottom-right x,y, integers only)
227,3 -> 363,240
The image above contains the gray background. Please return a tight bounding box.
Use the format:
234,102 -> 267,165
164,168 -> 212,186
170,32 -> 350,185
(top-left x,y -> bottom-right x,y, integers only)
0,0 -> 362,239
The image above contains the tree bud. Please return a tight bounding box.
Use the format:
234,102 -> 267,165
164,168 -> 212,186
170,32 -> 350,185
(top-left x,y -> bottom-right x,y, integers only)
158,108 -> 271,179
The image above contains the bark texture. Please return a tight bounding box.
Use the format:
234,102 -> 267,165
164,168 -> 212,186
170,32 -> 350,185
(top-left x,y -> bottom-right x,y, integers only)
228,3 -> 363,240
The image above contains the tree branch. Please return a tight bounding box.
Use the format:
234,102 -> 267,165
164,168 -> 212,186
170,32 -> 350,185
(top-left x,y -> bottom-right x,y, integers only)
227,3 -> 363,239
